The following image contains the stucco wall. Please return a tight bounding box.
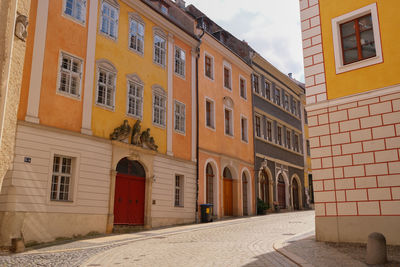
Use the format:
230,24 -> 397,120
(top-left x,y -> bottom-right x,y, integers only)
0,0 -> 30,190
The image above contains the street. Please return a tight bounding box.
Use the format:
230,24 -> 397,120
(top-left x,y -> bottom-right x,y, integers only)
0,210 -> 314,266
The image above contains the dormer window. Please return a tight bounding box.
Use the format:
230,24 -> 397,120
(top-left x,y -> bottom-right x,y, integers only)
161,4 -> 168,14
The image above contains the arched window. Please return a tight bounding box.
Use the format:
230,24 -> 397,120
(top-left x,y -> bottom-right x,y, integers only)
242,172 -> 248,215
223,167 -> 232,179
116,158 -> 145,177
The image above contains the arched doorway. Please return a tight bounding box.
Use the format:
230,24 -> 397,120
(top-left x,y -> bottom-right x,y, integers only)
114,158 -> 146,225
223,167 -> 233,216
206,163 -> 214,205
277,174 -> 286,209
242,172 -> 248,216
292,178 -> 300,210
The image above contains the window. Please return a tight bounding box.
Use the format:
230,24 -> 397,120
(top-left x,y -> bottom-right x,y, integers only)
294,134 -> 300,152
175,46 -> 185,77
291,99 -> 298,116
255,114 -> 262,138
277,125 -> 282,145
265,81 -> 271,100
307,140 -> 311,156
252,74 -> 259,94
174,101 -> 185,133
240,77 -> 247,99
174,175 -> 184,207
266,120 -> 272,141
241,116 -> 248,142
129,17 -> 144,54
205,99 -> 215,129
204,54 -> 213,79
127,79 -> 143,118
97,67 -> 116,108
224,108 -> 233,136
64,0 -> 86,23
304,110 -> 308,124
284,93 -> 289,111
51,155 -> 72,201
161,4 -> 168,14
286,129 -> 291,149
332,3 -> 382,73
275,88 -> 281,106
100,1 -> 118,39
58,52 -> 82,98
153,88 -> 166,127
223,65 -> 231,90
153,34 -> 166,66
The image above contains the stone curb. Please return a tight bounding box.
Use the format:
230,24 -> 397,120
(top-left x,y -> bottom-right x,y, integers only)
273,232 -> 314,267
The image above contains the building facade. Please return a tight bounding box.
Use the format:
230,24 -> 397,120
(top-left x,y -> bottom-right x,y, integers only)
0,0 -> 198,247
299,0 -> 400,244
250,53 -> 309,213
187,6 -> 256,218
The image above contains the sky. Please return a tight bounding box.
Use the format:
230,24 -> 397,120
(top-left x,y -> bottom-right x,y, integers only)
186,0 -> 305,82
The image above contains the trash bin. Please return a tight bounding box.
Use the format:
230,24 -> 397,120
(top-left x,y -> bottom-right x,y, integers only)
200,204 -> 213,223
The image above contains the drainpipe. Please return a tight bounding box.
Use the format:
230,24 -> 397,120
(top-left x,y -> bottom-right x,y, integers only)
195,28 -> 205,223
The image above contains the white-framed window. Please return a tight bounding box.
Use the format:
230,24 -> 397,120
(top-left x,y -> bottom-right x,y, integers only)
161,4 -> 169,15
153,34 -> 166,67
265,81 -> 271,100
58,52 -> 83,98
100,1 -> 119,39
205,98 -> 215,129
129,16 -> 144,54
204,53 -> 214,80
223,62 -> 232,90
277,124 -> 283,145
96,62 -> 116,109
283,93 -> 289,111
331,3 -> 382,74
286,129 -> 291,149
239,76 -> 247,99
294,133 -> 300,152
241,116 -> 248,143
63,0 -> 86,24
274,87 -> 281,106
252,74 -> 260,94
153,87 -> 167,127
174,46 -> 186,77
51,155 -> 73,201
127,77 -> 143,118
174,174 -> 184,207
224,108 -> 233,136
291,98 -> 298,117
255,114 -> 262,138
174,100 -> 185,134
266,119 -> 273,141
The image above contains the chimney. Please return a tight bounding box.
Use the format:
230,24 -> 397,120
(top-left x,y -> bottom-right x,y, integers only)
175,0 -> 186,8
288,73 -> 293,78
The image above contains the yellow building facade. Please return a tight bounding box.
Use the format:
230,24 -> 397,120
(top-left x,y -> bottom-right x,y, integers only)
300,0 -> 400,244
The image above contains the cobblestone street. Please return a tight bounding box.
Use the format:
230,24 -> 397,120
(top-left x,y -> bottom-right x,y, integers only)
0,211 -> 314,266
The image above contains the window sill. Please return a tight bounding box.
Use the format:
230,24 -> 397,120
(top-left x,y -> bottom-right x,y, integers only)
174,72 -> 186,80
126,113 -> 142,120
128,47 -> 144,57
95,103 -> 115,112
56,90 -> 82,101
62,13 -> 86,27
99,31 -> 118,43
152,122 -> 166,130
174,129 -> 186,136
153,61 -> 166,69
205,125 -> 216,132
335,56 -> 383,74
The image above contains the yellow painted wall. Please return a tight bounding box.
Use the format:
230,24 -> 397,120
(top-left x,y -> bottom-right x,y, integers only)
92,1 -> 168,153
320,0 -> 400,99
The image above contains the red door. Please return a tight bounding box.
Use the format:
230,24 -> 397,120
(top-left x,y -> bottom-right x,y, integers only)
114,174 -> 145,225
223,179 -> 233,216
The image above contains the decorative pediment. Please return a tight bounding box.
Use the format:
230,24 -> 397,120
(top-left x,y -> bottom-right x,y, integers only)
152,85 -> 166,96
96,59 -> 117,73
223,96 -> 234,108
128,12 -> 144,24
126,73 -> 143,85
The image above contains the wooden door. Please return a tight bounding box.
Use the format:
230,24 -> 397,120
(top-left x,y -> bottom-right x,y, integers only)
243,179 -> 248,216
223,179 -> 233,216
292,179 -> 299,210
114,174 -> 145,225
278,183 -> 286,209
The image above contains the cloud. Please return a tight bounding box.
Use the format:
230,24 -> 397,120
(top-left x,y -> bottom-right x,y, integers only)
186,0 -> 305,82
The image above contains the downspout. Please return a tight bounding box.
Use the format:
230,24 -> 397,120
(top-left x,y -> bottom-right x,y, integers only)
249,52 -> 258,215
195,28 -> 205,223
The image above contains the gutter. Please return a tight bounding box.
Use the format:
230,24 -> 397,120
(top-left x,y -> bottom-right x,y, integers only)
195,28 -> 205,223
